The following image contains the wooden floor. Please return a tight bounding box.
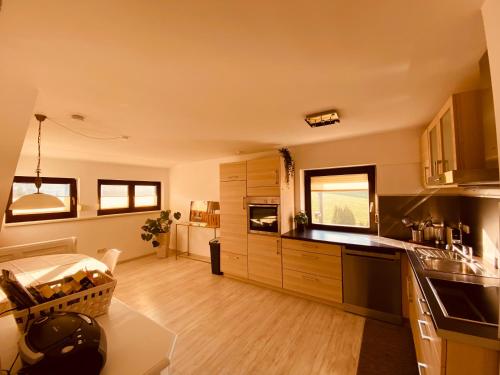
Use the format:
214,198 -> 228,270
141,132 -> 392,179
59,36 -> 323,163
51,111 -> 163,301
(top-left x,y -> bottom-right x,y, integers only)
114,255 -> 365,375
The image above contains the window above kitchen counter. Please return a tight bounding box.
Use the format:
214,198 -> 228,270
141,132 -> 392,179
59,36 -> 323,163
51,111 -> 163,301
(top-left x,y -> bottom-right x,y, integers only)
304,165 -> 376,234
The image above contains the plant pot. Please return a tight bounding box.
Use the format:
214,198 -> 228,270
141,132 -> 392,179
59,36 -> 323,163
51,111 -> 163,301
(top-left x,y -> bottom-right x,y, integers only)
156,232 -> 170,258
296,223 -> 305,232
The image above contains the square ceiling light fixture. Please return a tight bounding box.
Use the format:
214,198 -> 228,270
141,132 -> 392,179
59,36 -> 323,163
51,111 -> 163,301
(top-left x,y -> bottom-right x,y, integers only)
305,110 -> 340,128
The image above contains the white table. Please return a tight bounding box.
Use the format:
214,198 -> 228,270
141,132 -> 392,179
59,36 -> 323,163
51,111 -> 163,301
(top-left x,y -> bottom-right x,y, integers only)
0,298 -> 177,375
0,254 -> 177,374
0,253 -> 109,311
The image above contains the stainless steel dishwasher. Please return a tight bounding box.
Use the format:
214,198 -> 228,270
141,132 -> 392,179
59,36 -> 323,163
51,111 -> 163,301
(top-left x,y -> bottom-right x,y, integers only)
342,247 -> 402,324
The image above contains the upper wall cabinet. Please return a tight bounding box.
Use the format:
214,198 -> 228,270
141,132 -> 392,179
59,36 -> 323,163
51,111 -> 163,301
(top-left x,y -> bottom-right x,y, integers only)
220,161 -> 247,182
421,90 -> 490,187
247,156 -> 281,196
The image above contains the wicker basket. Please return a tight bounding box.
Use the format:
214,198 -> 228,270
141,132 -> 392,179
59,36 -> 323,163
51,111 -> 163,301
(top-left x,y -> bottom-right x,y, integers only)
12,270 -> 116,330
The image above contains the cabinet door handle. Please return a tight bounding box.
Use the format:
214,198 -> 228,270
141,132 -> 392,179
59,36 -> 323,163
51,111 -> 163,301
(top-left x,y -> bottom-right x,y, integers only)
417,298 -> 431,316
436,160 -> 443,174
275,169 -> 279,185
417,362 -> 427,375
417,319 -> 432,341
276,239 -> 280,255
242,197 -> 246,210
407,276 -> 413,303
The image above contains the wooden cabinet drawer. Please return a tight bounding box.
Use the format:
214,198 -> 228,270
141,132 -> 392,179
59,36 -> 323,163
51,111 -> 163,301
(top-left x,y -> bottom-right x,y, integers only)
282,248 -> 341,279
221,251 -> 247,278
409,270 -> 444,375
282,239 -> 341,256
220,161 -> 246,181
283,269 -> 342,303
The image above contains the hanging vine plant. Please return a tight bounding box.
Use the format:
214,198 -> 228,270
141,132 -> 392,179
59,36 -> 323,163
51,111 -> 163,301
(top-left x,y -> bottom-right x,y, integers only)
278,147 -> 295,185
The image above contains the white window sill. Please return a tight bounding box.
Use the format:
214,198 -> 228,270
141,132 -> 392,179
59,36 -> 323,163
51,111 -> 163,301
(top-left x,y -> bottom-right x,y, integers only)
3,210 -> 161,227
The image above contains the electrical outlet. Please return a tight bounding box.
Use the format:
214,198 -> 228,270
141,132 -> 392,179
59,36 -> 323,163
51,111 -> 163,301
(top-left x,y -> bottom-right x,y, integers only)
96,248 -> 107,254
462,224 -> 470,234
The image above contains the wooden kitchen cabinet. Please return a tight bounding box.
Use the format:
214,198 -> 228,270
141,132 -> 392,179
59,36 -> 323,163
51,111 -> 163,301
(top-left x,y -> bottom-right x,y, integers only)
421,128 -> 442,189
247,234 -> 282,287
247,156 -> 281,196
220,252 -> 248,279
408,268 -> 499,375
420,90 -> 484,186
408,270 -> 444,375
220,161 -> 246,182
220,180 -> 246,217
282,239 -> 342,303
220,165 -> 248,277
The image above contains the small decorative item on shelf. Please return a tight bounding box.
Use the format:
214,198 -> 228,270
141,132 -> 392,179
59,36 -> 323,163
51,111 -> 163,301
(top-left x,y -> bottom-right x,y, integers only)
140,210 -> 181,258
294,211 -> 308,232
278,147 -> 295,185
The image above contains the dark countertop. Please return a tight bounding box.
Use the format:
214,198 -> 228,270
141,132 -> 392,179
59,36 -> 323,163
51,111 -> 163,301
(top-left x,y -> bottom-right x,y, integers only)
281,228 -> 500,349
281,229 -> 407,252
406,248 -> 500,349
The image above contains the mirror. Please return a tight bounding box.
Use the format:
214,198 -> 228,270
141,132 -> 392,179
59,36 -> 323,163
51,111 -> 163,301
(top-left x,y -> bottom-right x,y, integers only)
189,200 -> 220,227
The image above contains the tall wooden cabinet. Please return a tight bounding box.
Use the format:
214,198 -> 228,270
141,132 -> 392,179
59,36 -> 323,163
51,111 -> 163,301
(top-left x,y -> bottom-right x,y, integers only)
220,155 -> 294,287
220,162 -> 248,278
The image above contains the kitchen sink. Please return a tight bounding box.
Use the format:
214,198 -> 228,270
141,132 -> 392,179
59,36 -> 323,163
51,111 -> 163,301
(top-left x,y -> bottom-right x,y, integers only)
427,278 -> 499,326
414,247 -> 496,278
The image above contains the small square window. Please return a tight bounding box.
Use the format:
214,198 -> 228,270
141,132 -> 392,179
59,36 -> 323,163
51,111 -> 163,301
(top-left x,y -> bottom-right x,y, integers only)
305,166 -> 376,233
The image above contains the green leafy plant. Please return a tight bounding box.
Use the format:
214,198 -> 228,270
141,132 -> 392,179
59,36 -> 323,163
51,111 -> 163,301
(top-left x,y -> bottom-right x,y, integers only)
140,210 -> 181,247
278,147 -> 295,185
294,211 -> 309,226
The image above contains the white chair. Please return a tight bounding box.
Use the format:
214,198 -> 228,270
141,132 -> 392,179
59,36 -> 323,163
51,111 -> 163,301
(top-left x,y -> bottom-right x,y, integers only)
100,248 -> 122,274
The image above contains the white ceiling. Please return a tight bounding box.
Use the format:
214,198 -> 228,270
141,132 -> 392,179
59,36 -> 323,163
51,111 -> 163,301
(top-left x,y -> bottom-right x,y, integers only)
0,0 -> 487,167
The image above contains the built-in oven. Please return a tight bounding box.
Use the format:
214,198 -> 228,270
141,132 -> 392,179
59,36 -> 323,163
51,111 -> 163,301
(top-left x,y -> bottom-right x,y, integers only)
247,197 -> 280,236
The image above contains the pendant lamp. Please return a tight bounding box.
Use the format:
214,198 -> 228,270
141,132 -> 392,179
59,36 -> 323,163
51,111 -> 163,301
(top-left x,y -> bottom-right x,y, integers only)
9,114 -> 65,211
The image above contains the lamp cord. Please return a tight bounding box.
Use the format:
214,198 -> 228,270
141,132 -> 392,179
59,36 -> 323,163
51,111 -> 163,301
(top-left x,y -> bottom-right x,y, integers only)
47,117 -> 126,140
35,118 -> 42,193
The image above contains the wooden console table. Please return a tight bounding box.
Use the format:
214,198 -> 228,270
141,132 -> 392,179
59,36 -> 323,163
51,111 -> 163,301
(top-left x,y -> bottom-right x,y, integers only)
175,222 -> 218,260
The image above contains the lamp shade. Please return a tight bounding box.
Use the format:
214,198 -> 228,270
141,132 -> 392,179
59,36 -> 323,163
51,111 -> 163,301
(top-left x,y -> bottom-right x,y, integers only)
9,193 -> 65,211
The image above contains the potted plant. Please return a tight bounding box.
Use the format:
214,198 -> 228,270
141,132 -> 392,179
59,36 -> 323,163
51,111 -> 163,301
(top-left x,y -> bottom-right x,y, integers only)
294,211 -> 308,232
278,147 -> 295,185
141,210 -> 181,258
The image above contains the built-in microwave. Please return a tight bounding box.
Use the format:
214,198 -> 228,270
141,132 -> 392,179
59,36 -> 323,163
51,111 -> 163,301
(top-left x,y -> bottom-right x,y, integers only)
247,197 -> 280,236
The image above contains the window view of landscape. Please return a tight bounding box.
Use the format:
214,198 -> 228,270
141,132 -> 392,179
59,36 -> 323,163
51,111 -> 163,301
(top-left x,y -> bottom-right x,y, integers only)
310,173 -> 370,228
12,182 -> 69,215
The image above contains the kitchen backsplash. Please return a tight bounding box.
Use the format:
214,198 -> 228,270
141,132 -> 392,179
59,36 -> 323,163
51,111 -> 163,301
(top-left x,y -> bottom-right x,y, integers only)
378,195 -> 499,262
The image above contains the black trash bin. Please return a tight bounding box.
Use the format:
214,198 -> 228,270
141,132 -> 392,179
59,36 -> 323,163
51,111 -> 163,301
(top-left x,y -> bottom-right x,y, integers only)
209,238 -> 223,275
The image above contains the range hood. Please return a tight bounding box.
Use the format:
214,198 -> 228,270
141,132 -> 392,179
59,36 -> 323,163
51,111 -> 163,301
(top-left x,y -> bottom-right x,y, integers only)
427,168 -> 500,186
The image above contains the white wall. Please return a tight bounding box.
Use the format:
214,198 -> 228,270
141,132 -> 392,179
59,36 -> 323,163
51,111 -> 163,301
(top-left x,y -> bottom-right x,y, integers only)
290,126 -> 422,210
0,79 -> 37,228
0,156 -> 170,261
